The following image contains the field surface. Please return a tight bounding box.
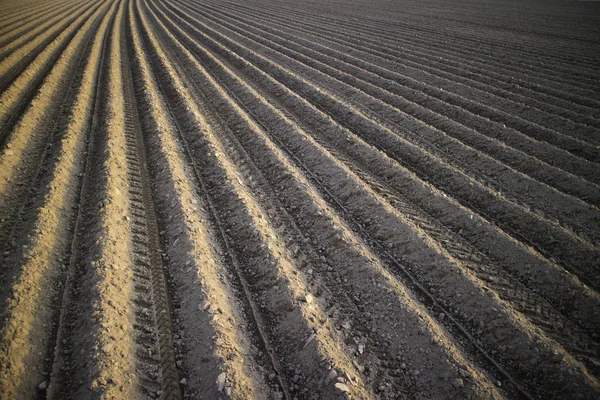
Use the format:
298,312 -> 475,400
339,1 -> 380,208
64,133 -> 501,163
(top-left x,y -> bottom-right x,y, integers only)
0,0 -> 599,398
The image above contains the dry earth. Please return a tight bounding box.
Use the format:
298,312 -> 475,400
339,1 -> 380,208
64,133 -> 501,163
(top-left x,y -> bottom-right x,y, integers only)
0,0 -> 599,398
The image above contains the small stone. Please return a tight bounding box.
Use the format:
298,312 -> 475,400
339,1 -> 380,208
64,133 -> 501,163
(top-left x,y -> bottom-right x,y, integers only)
400,363 -> 407,370
5,149 -> 14,156
176,360 -> 183,368
225,386 -> 232,396
453,378 -> 464,389
268,373 -> 276,381
216,372 -> 227,392
438,313 -> 445,320
357,343 -> 364,355
303,334 -> 315,348
303,294 -> 313,304
102,343 -> 113,353
478,320 -> 485,330
38,381 -> 47,390
325,369 -> 337,383
551,353 -> 564,363
292,374 -> 300,383
179,378 -> 187,386
334,383 -> 350,393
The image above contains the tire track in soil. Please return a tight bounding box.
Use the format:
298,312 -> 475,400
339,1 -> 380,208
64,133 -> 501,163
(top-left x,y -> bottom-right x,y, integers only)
0,0 -> 599,398
136,3 -> 378,398
153,0 -> 600,298
171,0 -> 597,346
138,2 -> 507,399
171,0 -> 600,244
144,0 -> 600,398
42,2 -> 178,398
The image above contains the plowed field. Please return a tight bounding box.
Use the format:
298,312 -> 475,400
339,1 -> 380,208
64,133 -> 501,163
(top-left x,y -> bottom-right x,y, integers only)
1,0 -> 599,398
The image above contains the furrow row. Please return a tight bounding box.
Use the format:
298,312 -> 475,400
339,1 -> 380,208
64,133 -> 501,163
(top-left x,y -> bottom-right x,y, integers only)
153,0 -> 600,296
219,0 -> 600,113
254,0 -> 600,81
193,0 -> 600,155
173,0 -> 600,243
139,2 -> 507,399
0,0 -> 103,147
0,0 -> 81,56
142,0 -> 600,398
0,0 -> 117,398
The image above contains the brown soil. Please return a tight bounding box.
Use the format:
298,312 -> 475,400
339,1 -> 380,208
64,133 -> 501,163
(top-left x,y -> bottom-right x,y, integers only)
0,0 -> 599,399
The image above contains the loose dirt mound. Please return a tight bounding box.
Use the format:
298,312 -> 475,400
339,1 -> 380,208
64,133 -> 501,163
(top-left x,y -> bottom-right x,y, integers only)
0,0 -> 599,398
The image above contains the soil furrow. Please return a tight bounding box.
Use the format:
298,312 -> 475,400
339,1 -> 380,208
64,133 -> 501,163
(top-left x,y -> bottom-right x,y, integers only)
216,1 -> 600,115
193,0 -> 600,145
151,0 -> 600,293
0,1 -> 116,398
0,0 -> 67,31
225,4 -> 600,133
137,4 -> 380,398
140,3 -> 509,399
0,0 -> 109,270
0,0 -> 83,58
0,0 -> 78,46
45,2 -> 158,397
128,2 -> 274,397
0,0 -> 105,145
1,0 -> 599,398
0,0 -> 99,94
172,0 -> 600,241
248,0 -> 600,87
143,0 -> 600,398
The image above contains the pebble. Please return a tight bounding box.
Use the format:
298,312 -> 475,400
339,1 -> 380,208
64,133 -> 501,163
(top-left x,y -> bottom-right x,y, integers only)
303,334 -> 315,348
38,381 -> 47,390
216,372 -> 227,392
179,378 -> 187,386
551,353 -> 564,363
325,369 -> 337,383
452,378 -> 464,389
438,313 -> 445,320
334,383 -> 350,393
400,363 -> 407,370
303,294 -> 314,304
357,343 -> 364,355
